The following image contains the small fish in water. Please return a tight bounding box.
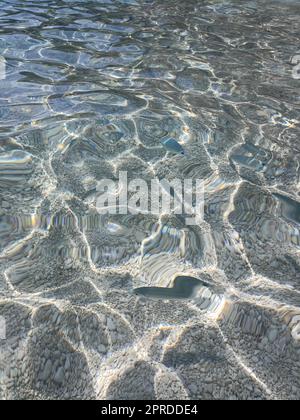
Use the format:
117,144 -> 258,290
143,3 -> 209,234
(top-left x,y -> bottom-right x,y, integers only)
161,138 -> 185,155
134,275 -> 209,300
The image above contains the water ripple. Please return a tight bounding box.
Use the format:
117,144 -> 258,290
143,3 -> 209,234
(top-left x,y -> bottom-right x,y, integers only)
0,0 -> 300,401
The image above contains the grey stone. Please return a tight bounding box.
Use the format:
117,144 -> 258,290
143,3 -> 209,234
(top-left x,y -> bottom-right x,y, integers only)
65,357 -> 70,371
54,367 -> 65,385
40,360 -> 52,382
107,318 -> 116,331
1,201 -> 10,209
267,328 -> 278,343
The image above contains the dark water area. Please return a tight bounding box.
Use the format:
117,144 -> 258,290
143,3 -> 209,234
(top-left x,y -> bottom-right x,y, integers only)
0,0 -> 300,400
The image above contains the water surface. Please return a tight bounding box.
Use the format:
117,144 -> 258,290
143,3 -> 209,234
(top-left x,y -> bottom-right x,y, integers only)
0,0 -> 300,400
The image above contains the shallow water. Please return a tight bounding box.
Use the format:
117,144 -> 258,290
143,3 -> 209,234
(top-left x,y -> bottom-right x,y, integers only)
0,0 -> 300,400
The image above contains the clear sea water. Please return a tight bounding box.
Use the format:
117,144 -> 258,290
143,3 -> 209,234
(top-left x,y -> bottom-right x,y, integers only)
0,0 -> 300,400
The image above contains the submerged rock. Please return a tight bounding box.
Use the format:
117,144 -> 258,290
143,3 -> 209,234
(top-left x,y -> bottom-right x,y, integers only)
273,193 -> 300,224
134,275 -> 209,299
230,142 -> 272,173
161,138 -> 185,155
40,360 -> 52,382
54,367 -> 65,385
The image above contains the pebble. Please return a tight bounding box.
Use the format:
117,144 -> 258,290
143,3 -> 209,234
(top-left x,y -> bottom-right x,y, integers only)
189,384 -> 198,394
110,332 -> 117,344
40,360 -> 52,382
267,328 -> 278,343
52,313 -> 59,324
54,367 -> 65,385
65,357 -> 70,371
2,201 -> 10,209
98,344 -> 107,354
107,318 -> 116,331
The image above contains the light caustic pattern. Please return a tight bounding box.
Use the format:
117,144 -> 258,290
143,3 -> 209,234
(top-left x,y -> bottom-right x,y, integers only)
0,0 -> 300,400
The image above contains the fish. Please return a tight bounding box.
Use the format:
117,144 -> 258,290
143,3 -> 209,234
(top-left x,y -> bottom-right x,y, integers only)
161,138 -> 185,155
134,275 -> 209,300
